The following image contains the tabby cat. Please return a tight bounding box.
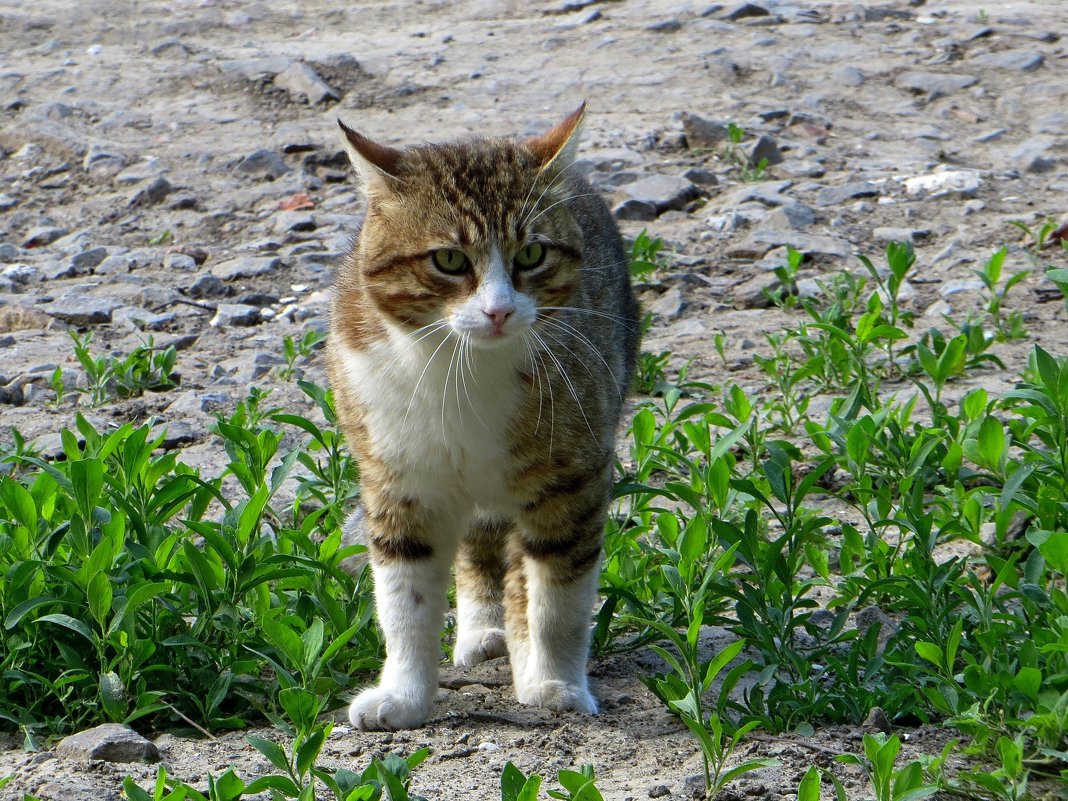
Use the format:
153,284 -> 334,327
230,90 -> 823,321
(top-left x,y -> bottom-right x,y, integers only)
327,104 -> 639,730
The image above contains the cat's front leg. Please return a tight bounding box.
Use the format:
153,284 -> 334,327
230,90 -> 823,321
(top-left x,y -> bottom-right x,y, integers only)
508,489 -> 607,715
349,500 -> 458,731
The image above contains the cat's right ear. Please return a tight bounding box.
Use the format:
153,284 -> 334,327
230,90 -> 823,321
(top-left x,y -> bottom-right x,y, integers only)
337,119 -> 403,190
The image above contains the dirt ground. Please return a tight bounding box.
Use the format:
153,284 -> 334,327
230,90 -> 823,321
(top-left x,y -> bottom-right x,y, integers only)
1,0 -> 1066,798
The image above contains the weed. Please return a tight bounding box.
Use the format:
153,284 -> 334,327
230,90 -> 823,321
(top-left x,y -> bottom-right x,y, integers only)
69,331 -> 178,406
723,123 -> 768,182
629,230 -> 670,280
279,329 -> 326,381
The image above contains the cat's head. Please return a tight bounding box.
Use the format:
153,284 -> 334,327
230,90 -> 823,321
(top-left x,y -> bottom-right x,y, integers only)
338,105 -> 588,349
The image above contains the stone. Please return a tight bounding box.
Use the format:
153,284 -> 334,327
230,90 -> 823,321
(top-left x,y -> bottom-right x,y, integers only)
682,167 -> 718,186
186,274 -> 230,299
863,707 -> 892,734
41,296 -> 120,326
649,786 -> 670,798
212,256 -> 283,280
72,247 -> 108,272
903,170 -> 982,199
622,175 -> 701,214
127,176 -> 173,207
23,226 -> 69,248
649,286 -> 683,320
893,71 -> 978,96
271,121 -> 318,153
218,55 -> 292,82
163,252 -> 197,271
1012,138 -> 1056,174
764,202 -> 816,230
233,149 -> 291,178
83,143 -> 125,174
165,391 -> 229,416
150,420 -> 199,449
274,211 -> 317,234
0,193 -> 17,211
680,113 -> 729,148
970,49 -> 1044,72
273,62 -> 340,104
941,279 -> 984,298
613,199 -> 657,221
745,134 -> 783,166
816,181 -> 878,207
718,3 -> 769,21
734,229 -> 851,259
0,242 -> 21,262
210,303 -> 261,327
56,724 -> 159,763
873,227 -> 930,243
833,65 -> 865,86
646,18 -> 681,33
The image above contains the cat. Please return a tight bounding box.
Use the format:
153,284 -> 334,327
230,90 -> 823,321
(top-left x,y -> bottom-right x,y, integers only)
326,103 -> 640,731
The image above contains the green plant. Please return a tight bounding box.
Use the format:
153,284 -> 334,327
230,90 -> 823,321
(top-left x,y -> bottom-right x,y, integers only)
834,734 -> 939,801
723,122 -> 768,181
69,331 -> 178,406
971,246 -> 1030,340
628,230 -> 670,280
279,330 -> 326,381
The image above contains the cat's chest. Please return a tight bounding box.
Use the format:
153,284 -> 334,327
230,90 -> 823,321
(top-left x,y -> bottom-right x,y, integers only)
338,338 -> 524,508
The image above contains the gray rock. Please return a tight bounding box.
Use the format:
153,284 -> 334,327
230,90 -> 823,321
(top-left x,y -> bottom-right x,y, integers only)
83,143 -> 125,174
816,181 -> 878,207
271,121 -> 318,153
874,227 -> 930,243
863,707 -> 892,734
41,296 -> 120,325
68,248 -> 107,275
646,17 -> 682,33
718,3 -> 769,21
165,391 -> 229,416
274,211 -> 317,234
1013,137 -> 1056,174
833,65 -> 865,86
903,170 -> 982,199
210,303 -> 261,327
127,176 -> 174,207
186,274 -> 230,299
649,286 -> 683,319
0,243 -> 21,262
113,306 -> 175,331
680,113 -> 729,148
941,279 -> 985,298
622,175 -> 701,214
0,193 -> 17,211
218,55 -> 292,82
734,229 -> 851,259
612,199 -> 657,221
778,159 -> 825,178
212,256 -> 283,280
765,202 -> 816,230
682,168 -> 718,187
273,62 -> 340,104
150,420 -> 199,449
56,724 -> 159,763
970,49 -> 1044,72
23,226 -> 69,248
721,180 -> 794,208
746,134 -> 783,166
163,252 -> 197,272
732,273 -> 781,309
234,149 -> 291,178
893,71 -> 978,96
94,254 -> 132,275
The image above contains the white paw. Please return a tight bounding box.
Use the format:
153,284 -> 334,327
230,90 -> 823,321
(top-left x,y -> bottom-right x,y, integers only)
348,687 -> 430,731
516,680 -> 598,714
454,627 -> 509,667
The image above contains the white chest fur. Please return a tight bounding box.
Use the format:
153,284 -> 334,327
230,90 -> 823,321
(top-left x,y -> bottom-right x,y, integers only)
338,331 -> 527,515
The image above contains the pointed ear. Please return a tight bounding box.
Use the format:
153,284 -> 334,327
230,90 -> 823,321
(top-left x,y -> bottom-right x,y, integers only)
337,119 -> 403,187
524,102 -> 586,172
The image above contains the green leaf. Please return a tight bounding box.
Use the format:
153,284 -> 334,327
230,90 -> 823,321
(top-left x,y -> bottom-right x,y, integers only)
296,728 -> 326,777
914,642 -> 943,670
247,736 -> 291,773
99,671 -> 127,722
797,766 -> 821,801
1012,666 -> 1042,700
36,613 -> 99,647
122,776 -> 154,801
279,687 -> 321,731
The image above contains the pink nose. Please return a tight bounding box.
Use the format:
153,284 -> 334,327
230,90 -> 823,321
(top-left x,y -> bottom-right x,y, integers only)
483,306 -> 514,327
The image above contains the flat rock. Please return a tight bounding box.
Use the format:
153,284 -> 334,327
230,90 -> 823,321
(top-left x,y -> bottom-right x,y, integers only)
163,252 -> 197,271
612,199 -> 657,221
717,2 -> 769,21
72,247 -> 108,272
680,112 -> 729,148
212,256 -> 282,280
1012,137 -> 1057,174
274,211 -> 317,234
815,181 -> 878,207
833,65 -> 865,86
764,202 -> 816,230
56,724 -> 159,764
622,175 -> 700,214
40,296 -> 120,326
746,134 -> 783,166
273,62 -> 339,104
233,149 -> 291,178
873,227 -> 930,243
648,286 -> 683,319
893,71 -> 978,96
127,176 -> 174,207
736,229 -> 851,259
903,170 -> 982,199
23,226 -> 69,248
186,274 -> 230,298
218,55 -> 291,81
970,49 -> 1044,72
210,303 -> 261,327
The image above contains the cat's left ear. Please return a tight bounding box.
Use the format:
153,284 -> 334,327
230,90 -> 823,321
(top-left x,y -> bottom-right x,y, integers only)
337,119 -> 403,189
525,102 -> 586,172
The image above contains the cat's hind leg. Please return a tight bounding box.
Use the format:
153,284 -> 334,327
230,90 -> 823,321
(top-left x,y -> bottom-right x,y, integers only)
348,499 -> 460,731
454,519 -> 510,667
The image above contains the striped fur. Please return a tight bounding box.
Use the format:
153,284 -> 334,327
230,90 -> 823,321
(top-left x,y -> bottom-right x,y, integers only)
327,105 -> 639,730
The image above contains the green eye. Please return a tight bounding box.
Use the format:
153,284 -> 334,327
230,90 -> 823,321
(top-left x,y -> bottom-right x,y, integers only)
514,242 -> 546,270
432,249 -> 469,274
